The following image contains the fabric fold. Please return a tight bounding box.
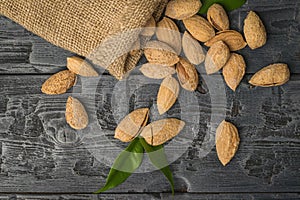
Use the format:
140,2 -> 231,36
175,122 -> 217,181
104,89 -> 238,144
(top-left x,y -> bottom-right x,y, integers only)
0,0 -> 168,79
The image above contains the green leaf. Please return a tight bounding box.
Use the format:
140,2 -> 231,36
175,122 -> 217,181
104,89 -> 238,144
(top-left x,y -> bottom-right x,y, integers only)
139,138 -> 175,195
198,0 -> 247,14
94,138 -> 144,193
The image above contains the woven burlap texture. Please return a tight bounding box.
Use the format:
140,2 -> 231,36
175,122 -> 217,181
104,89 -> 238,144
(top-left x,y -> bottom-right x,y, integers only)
0,0 -> 168,79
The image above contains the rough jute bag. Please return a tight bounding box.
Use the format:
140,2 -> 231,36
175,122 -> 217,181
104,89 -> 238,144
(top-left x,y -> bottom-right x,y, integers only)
0,0 -> 168,79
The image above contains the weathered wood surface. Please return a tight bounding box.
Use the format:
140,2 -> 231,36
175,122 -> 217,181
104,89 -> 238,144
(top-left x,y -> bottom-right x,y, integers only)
0,0 -> 300,199
0,193 -> 299,200
0,0 -> 299,75
0,75 -> 299,195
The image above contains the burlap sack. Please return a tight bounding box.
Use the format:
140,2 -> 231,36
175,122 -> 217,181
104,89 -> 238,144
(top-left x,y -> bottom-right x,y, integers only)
0,0 -> 168,79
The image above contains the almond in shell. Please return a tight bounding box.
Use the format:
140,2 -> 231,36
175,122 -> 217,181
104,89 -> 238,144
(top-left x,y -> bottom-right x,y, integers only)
140,63 -> 175,79
223,53 -> 246,91
157,76 -> 180,115
144,41 -> 180,66
182,31 -> 205,65
205,41 -> 230,74
207,4 -> 230,31
129,38 -> 141,56
65,96 -> 89,130
216,120 -> 240,166
156,17 -> 182,54
165,0 -> 202,20
67,56 -> 99,77
249,63 -> 290,87
183,15 -> 215,43
205,30 -> 247,51
176,58 -> 199,91
244,11 -> 267,50
41,70 -> 76,95
115,108 -> 149,142
140,118 -> 185,146
140,16 -> 156,37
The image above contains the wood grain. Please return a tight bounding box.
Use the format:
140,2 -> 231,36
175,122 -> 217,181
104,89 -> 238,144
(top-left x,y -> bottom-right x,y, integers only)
0,193 -> 299,200
0,75 -> 299,194
0,0 -> 299,198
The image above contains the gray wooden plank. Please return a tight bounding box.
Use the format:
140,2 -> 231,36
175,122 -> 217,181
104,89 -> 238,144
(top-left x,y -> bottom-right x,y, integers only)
0,16 -> 74,74
0,0 -> 299,74
0,193 -> 299,200
0,74 -> 299,193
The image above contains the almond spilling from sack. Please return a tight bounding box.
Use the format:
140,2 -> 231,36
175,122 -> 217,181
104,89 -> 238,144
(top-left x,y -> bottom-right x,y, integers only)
244,11 -> 267,50
176,58 -> 199,91
182,31 -> 205,65
41,70 -> 76,95
223,53 -> 246,91
144,40 -> 179,66
157,75 -> 180,115
139,63 -> 175,79
140,16 -> 156,37
205,41 -> 230,74
65,96 -> 89,130
165,0 -> 202,20
216,120 -> 240,166
140,118 -> 185,146
207,4 -> 230,31
205,30 -> 247,51
156,17 -> 182,54
129,38 -> 141,56
115,108 -> 149,142
67,56 -> 99,77
183,15 -> 215,43
249,63 -> 290,87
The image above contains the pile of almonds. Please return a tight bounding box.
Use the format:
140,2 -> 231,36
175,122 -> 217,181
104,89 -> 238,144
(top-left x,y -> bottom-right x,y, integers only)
41,56 -> 99,130
138,0 -> 291,166
40,0 -> 291,166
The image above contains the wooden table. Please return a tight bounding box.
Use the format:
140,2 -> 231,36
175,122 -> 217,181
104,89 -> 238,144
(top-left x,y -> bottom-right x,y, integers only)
0,1 -> 299,199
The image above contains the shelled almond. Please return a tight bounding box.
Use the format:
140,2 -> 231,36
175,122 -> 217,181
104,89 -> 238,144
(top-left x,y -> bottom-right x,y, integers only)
244,11 -> 267,50
156,17 -> 182,54
144,41 -> 180,66
41,70 -> 76,95
207,4 -> 230,31
205,30 -> 247,51
249,63 -> 290,87
205,41 -> 230,74
183,15 -> 215,43
165,0 -> 202,20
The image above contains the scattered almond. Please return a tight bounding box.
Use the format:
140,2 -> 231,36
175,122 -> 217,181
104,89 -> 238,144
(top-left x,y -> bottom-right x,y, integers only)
176,58 -> 199,91
183,15 -> 215,43
41,70 -> 76,95
144,40 -> 180,66
165,0 -> 202,20
140,63 -> 175,79
205,41 -> 230,74
207,4 -> 230,31
205,30 -> 247,51
249,63 -> 290,87
115,108 -> 149,142
182,31 -> 205,65
156,17 -> 182,54
223,53 -> 246,91
216,120 -> 240,166
140,16 -> 156,37
140,118 -> 185,146
244,11 -> 267,50
157,76 -> 180,115
65,96 -> 89,130
67,56 -> 99,77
